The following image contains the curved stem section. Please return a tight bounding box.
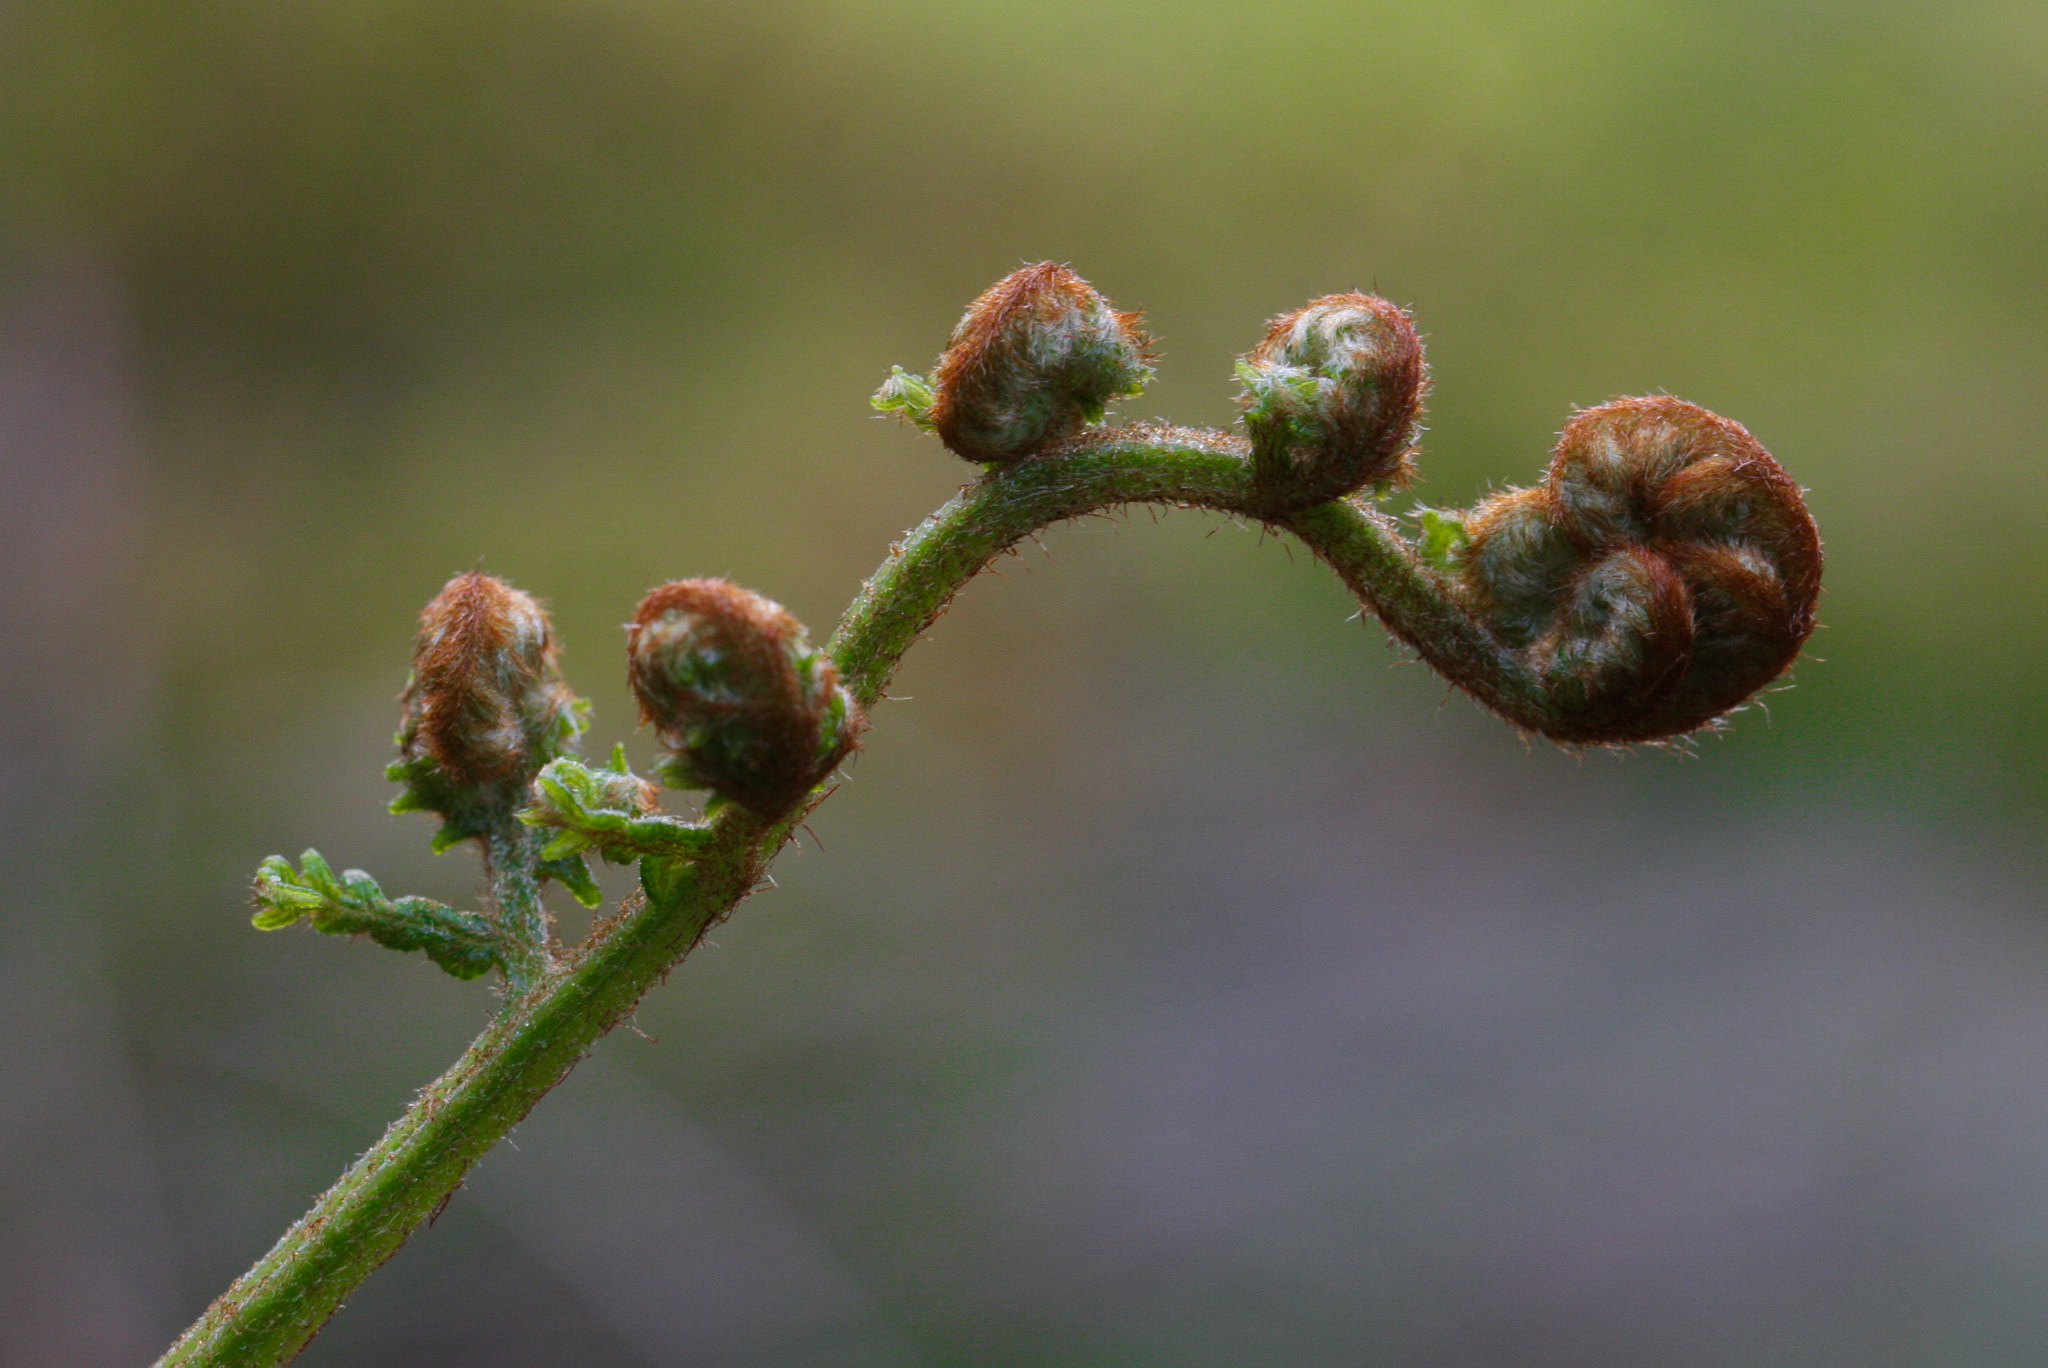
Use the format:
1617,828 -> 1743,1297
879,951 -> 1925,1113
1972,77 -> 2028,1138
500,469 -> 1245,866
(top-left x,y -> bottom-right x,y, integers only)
830,422 -> 1539,723
161,421 -> 1530,1366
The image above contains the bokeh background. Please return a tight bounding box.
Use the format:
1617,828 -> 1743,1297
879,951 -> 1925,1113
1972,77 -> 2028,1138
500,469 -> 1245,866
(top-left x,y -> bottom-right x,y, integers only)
4,0 -> 2047,1362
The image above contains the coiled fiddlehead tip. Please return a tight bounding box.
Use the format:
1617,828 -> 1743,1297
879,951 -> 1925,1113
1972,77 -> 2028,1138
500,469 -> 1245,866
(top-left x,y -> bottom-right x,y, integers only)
400,572 -> 581,790
1236,292 -> 1426,509
1451,395 -> 1821,744
626,579 -> 866,816
928,261 -> 1154,466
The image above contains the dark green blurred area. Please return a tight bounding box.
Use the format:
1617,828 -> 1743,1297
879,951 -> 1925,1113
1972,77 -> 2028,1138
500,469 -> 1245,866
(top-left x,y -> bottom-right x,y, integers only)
9,0 -> 2048,804
4,1 -> 2048,1363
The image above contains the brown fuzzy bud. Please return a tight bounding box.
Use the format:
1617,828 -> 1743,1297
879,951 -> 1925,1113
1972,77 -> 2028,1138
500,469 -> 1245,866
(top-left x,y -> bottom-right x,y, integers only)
398,572 -> 582,790
626,579 -> 865,816
1452,397 -> 1821,743
1236,293 -> 1426,507
927,262 -> 1153,465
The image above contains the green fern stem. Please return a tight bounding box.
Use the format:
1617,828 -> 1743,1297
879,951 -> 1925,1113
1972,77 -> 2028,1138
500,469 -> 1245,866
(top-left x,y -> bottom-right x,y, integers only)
832,422 -> 1541,723
482,826 -> 552,991
158,425 -> 1537,1366
155,803 -> 774,1367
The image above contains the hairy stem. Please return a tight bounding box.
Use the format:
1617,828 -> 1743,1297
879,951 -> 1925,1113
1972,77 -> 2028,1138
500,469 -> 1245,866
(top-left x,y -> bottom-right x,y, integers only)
155,804 -> 777,1366
483,826 -> 552,990
832,423 -> 1537,719
158,422 -> 1509,1366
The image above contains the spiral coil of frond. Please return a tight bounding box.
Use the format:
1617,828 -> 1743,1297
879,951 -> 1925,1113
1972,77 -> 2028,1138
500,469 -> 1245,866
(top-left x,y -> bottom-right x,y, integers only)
1445,396 -> 1821,743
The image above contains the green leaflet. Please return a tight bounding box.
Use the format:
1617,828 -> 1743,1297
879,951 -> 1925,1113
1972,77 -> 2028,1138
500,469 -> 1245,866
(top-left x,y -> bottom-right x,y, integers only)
1413,506 -> 1470,572
251,849 -> 502,980
870,366 -> 938,430
519,758 -> 717,862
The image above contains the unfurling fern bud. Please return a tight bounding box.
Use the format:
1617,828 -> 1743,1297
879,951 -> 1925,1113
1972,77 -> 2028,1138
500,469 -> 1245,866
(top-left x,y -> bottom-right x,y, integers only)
626,579 -> 865,816
1236,293 -> 1426,508
520,756 -> 714,862
915,262 -> 1153,465
1448,396 -> 1821,744
401,574 -> 579,786
390,573 -> 586,845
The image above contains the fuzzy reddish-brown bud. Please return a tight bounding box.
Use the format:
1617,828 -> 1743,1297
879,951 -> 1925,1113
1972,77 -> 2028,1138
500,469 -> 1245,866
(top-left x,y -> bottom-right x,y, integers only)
1452,397 -> 1821,743
1236,293 -> 1426,507
927,262 -> 1153,465
398,572 -> 581,790
626,579 -> 865,816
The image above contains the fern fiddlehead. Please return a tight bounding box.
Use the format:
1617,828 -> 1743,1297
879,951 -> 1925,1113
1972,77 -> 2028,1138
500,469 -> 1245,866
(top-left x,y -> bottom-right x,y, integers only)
866,264 -> 1820,745
1447,396 -> 1822,742
164,263 -> 1821,1367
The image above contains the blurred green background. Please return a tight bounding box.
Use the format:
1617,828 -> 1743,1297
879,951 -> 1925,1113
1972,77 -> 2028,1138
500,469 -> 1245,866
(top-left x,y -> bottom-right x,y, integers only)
4,1 -> 2048,1363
